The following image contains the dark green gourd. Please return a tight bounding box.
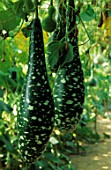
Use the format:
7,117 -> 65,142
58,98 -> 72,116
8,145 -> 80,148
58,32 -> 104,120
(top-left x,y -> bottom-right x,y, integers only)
17,14 -> 54,163
53,0 -> 84,133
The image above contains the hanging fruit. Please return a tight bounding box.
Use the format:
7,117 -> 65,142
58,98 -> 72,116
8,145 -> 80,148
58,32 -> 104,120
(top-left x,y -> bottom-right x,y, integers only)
17,2 -> 54,163
52,0 -> 85,133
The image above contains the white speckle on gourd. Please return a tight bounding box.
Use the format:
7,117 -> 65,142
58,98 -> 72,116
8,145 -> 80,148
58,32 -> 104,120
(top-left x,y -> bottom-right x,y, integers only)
32,76 -> 36,79
66,100 -> 73,104
23,117 -> 28,122
32,147 -> 37,151
61,79 -> 66,83
44,100 -> 49,105
25,150 -> 28,155
26,98 -> 30,103
21,143 -> 24,146
38,118 -> 42,122
72,93 -> 76,97
37,140 -> 42,144
31,116 -> 37,120
57,98 -> 61,101
37,83 -> 41,86
28,105 -> 34,110
20,136 -> 24,140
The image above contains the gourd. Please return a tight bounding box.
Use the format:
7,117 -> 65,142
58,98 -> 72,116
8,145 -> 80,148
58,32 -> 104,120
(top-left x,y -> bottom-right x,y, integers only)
17,5 -> 54,163
42,5 -> 56,32
53,0 -> 84,133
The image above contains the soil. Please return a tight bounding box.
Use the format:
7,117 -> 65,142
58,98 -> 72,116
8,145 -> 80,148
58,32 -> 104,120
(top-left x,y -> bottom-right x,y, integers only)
70,113 -> 111,170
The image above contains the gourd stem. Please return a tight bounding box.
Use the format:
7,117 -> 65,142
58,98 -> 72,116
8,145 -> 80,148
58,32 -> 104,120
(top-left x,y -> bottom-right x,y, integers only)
50,0 -> 53,6
65,0 -> 69,42
35,0 -> 38,19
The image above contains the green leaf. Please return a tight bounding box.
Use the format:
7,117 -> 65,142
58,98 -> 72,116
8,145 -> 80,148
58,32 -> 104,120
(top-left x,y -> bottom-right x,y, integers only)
80,5 -> 95,22
47,41 -> 74,68
0,100 -> 12,113
0,2 -> 6,10
108,10 -> 111,16
14,0 -> 25,18
2,0 -> 14,9
44,152 -> 61,163
0,119 -> 5,132
0,9 -> 21,31
85,5 -> 95,16
47,41 -> 61,68
60,43 -> 74,67
0,134 -> 13,152
24,0 -> 35,13
60,153 -> 70,162
65,141 -> 75,148
0,89 -> 4,98
0,71 -> 17,90
22,24 -> 31,38
35,160 -> 49,169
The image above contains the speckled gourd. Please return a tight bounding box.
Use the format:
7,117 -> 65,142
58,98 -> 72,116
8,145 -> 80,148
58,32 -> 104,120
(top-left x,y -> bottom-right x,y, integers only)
53,0 -> 84,133
17,16 -> 54,163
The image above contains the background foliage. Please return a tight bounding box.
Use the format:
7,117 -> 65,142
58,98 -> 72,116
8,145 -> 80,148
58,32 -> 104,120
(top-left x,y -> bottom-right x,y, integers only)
0,0 -> 111,169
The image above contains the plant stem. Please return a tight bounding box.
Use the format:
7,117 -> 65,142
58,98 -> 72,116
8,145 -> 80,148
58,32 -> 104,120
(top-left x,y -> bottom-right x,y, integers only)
50,0 -> 53,6
35,0 -> 38,19
78,16 -> 91,42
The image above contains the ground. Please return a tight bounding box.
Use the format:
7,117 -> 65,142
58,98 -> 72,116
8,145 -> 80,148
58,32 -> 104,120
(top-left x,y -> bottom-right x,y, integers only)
70,113 -> 111,170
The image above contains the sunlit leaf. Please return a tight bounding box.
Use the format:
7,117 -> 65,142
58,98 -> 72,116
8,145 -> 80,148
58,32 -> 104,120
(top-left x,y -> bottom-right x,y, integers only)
80,5 -> 95,22
47,41 -> 75,68
47,41 -> 60,68
0,134 -> 13,152
102,16 -> 111,36
60,43 -> 74,67
14,0 -> 25,18
0,9 -> 21,31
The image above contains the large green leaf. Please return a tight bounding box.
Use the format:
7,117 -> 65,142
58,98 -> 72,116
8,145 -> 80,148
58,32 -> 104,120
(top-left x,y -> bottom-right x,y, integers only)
0,2 -> 6,10
47,41 -> 74,68
0,71 -> 17,90
0,134 -> 13,152
24,0 -> 35,13
60,43 -> 74,67
0,9 -> 21,31
13,0 -> 25,18
47,41 -> 61,68
80,5 -> 95,22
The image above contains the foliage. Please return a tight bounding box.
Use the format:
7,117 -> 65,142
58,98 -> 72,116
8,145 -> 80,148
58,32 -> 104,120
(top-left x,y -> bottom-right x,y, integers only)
0,0 -> 111,169
47,41 -> 74,68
